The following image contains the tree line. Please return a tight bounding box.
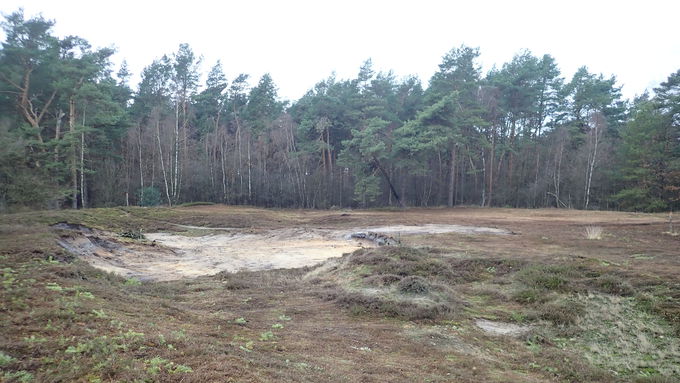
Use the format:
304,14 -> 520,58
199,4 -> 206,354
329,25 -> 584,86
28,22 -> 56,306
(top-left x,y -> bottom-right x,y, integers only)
1,10 -> 678,212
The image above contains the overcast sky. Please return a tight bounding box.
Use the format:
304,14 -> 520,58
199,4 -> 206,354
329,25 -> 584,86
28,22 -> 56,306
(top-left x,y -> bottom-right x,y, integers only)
1,1 -> 678,102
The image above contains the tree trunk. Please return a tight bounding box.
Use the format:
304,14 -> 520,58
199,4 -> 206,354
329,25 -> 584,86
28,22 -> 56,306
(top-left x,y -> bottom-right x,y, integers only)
138,125 -> 144,204
584,114 -> 602,209
488,127 -> 496,206
54,110 -> 65,163
69,97 -> 78,209
372,156 -> 406,208
157,121 -> 172,206
448,145 -> 456,207
247,137 -> 252,202
173,102 -> 180,203
80,131 -> 86,208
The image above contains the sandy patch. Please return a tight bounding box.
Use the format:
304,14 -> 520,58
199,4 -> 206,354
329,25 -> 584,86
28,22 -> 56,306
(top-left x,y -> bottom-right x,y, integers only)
145,229 -> 365,277
474,319 -> 531,336
56,223 -> 511,281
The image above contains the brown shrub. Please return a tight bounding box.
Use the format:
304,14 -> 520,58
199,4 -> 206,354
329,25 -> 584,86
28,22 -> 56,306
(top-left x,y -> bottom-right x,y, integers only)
397,276 -> 430,295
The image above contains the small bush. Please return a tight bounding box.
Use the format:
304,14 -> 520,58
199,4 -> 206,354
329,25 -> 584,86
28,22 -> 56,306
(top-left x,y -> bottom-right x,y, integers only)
120,228 -> 144,240
0,351 -> 15,367
513,288 -> 542,304
333,291 -> 452,320
593,274 -> 634,296
137,186 -> 161,207
516,265 -> 573,291
397,276 -> 430,295
538,299 -> 585,325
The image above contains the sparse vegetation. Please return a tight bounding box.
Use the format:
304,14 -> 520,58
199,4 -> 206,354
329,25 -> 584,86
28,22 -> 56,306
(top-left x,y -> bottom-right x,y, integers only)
0,206 -> 677,381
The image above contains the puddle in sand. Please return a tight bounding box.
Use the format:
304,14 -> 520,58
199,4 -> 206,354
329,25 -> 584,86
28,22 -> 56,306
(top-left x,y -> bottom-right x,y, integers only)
56,224 -> 511,281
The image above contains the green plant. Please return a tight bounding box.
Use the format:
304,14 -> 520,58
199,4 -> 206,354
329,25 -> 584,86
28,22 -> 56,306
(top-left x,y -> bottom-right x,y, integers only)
170,364 -> 193,374
45,282 -> 64,292
124,278 -> 142,286
91,309 -> 107,318
120,229 -> 144,240
2,370 -> 33,382
0,351 -> 15,367
145,356 -> 193,375
146,356 -> 169,375
259,331 -> 274,341
76,291 -> 95,300
516,265 -> 572,291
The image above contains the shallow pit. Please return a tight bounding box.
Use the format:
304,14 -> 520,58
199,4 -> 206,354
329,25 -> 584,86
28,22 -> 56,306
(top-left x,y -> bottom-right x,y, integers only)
56,223 -> 512,281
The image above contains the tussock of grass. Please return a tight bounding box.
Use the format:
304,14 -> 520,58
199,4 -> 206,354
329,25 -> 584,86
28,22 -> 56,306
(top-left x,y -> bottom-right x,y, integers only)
515,264 -> 576,291
536,298 -> 585,326
593,274 -> 634,296
585,226 -> 604,240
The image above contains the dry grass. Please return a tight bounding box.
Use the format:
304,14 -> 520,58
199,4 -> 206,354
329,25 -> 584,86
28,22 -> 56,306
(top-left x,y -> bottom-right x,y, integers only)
585,225 -> 604,240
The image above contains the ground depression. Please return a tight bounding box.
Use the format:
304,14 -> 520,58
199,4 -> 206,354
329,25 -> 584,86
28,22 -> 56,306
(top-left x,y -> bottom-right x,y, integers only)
56,223 -> 512,281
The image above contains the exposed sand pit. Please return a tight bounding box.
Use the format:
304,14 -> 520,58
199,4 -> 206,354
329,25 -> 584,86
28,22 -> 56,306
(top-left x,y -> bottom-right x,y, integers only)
145,229 -> 365,278
55,223 -> 511,281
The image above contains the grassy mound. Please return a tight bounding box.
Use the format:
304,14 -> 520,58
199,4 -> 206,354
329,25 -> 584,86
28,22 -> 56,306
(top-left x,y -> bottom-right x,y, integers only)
307,246 -> 522,320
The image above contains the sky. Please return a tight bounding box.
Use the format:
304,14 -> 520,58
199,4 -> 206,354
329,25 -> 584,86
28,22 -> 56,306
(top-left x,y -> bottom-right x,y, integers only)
1,0 -> 678,102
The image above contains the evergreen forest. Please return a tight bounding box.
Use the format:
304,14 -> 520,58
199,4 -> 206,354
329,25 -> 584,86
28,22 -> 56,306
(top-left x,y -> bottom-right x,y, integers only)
1,10 -> 678,212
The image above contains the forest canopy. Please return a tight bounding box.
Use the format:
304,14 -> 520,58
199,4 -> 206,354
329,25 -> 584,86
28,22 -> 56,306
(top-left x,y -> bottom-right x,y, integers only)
0,10 -> 678,212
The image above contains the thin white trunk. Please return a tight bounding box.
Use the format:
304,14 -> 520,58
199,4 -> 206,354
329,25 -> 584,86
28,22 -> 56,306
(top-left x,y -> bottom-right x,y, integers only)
138,126 -> 144,204
247,137 -> 252,201
221,140 -> 228,202
54,110 -> 64,163
69,97 -> 78,209
80,132 -> 86,209
81,106 -> 87,208
157,121 -> 172,206
584,114 -> 602,209
173,102 -> 180,202
554,139 -> 564,207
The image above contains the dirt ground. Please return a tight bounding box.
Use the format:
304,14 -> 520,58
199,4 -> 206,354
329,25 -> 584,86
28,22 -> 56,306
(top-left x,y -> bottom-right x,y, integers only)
1,205 -> 678,382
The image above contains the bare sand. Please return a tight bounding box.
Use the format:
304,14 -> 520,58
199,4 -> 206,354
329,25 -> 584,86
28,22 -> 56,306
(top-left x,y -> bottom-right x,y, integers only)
58,224 -> 511,281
